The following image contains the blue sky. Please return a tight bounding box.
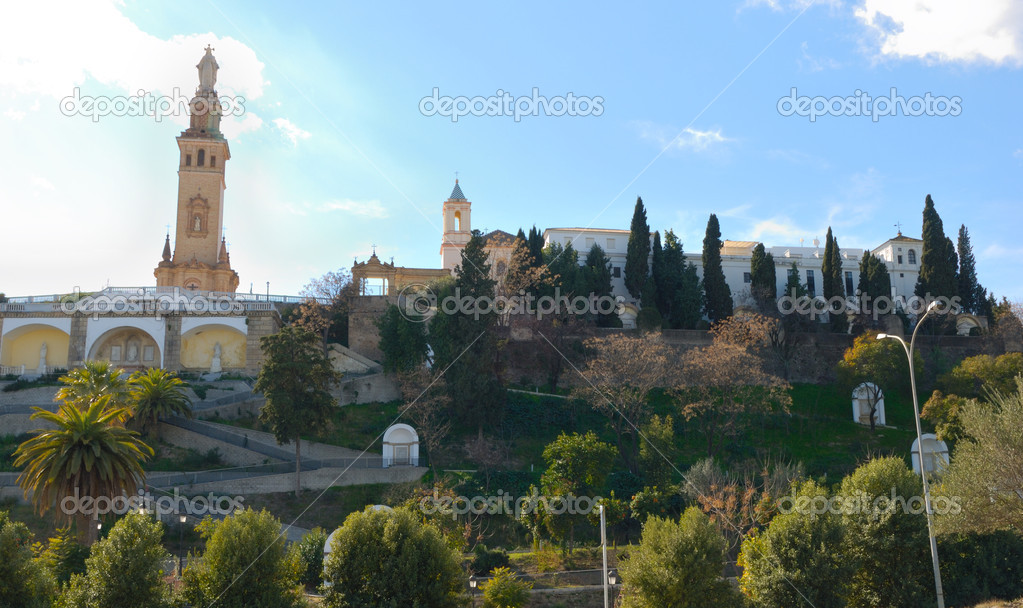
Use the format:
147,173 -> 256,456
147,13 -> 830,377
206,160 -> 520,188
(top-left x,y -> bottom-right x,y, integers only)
1,0 -> 1021,300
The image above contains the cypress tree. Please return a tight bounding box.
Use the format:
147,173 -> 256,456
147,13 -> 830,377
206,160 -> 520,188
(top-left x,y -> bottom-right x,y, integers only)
750,243 -> 777,307
625,197 -> 651,299
651,231 -> 670,316
701,213 -> 732,322
956,225 -> 981,314
635,275 -> 663,330
821,227 -> 845,300
527,225 -> 544,268
429,230 -> 504,439
584,243 -> 621,327
785,262 -> 807,299
857,251 -> 892,312
915,195 -> 958,299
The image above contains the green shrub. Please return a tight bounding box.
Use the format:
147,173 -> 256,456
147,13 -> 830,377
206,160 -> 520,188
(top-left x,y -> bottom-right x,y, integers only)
939,530 -> 1023,607
295,528 -> 328,589
0,510 -> 54,608
471,544 -> 510,576
57,512 -> 173,608
182,508 -> 304,608
481,567 -> 531,608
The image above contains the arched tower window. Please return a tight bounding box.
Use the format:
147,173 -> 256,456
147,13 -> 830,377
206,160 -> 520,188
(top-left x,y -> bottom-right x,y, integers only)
908,249 -> 917,264
197,149 -> 205,167
454,211 -> 461,231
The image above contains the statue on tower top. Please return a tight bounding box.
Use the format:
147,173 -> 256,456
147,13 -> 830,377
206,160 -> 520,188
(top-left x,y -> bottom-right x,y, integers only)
197,45 -> 219,93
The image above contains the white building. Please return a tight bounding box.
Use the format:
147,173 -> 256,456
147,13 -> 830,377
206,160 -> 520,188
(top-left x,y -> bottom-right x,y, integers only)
541,227 -> 921,312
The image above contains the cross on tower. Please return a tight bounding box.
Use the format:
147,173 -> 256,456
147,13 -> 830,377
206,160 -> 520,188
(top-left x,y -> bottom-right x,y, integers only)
372,243 -> 377,255
895,221 -> 903,235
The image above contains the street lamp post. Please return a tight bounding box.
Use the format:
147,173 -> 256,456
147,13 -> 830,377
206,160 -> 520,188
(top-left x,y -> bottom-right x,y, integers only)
179,514 -> 187,577
608,569 -> 618,604
600,504 -> 609,608
468,574 -> 478,607
878,300 -> 945,608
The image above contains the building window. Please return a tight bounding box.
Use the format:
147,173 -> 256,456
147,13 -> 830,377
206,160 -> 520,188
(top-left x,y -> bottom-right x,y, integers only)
210,155 -> 216,167
908,249 -> 916,264
197,149 -> 205,167
185,154 -> 191,166
612,266 -> 621,278
743,272 -> 752,284
565,237 -> 573,246
845,271 -> 854,295
806,269 -> 816,297
607,238 -> 616,250
453,211 -> 461,231
897,255 -> 903,265
585,237 -> 595,249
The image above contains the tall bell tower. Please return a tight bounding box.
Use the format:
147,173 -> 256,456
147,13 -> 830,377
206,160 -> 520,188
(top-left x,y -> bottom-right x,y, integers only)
440,180 -> 472,271
155,46 -> 240,293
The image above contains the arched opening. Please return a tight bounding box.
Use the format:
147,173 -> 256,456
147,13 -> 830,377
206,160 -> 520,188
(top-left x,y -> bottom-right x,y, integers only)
454,211 -> 461,231
180,324 -> 246,371
908,249 -> 917,264
197,149 -> 205,167
87,327 -> 162,371
0,324 -> 70,374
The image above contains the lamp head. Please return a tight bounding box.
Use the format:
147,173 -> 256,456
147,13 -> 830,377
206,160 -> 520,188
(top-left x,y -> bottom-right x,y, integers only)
609,570 -> 618,585
926,300 -> 939,312
876,333 -> 888,340
180,514 -> 187,524
469,575 -> 477,589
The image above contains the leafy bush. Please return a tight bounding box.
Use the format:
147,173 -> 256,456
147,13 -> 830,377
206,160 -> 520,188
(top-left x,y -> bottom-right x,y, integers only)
481,567 -> 531,608
618,507 -> 742,607
57,512 -> 173,608
38,527 -> 89,587
0,510 -> 54,608
321,507 -> 465,608
182,508 -> 304,608
939,530 -> 1023,607
295,527 -> 328,589
471,544 -> 510,576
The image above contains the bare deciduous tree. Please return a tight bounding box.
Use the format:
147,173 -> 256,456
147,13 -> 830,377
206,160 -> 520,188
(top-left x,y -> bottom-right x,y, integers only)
573,333 -> 673,474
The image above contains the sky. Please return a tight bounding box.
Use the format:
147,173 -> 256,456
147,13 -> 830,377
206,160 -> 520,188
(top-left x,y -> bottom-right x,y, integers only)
1,0 -> 1021,300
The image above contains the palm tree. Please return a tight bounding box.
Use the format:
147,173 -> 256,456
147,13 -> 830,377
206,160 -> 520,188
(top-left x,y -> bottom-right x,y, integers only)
128,367 -> 193,437
56,360 -> 131,413
13,397 -> 153,544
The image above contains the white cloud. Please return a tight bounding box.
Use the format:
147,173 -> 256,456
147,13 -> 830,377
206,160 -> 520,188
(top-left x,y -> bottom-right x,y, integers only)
798,41 -> 841,72
741,0 -> 842,13
0,0 -> 267,134
4,108 -> 25,121
634,121 -> 731,152
750,218 -> 807,242
982,243 -> 1023,259
273,118 -> 311,146
319,199 -> 389,219
855,0 -> 1023,64
30,175 -> 55,192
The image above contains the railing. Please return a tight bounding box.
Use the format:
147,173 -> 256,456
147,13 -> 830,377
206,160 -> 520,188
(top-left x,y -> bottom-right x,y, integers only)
3,287 -> 329,307
0,365 -> 26,376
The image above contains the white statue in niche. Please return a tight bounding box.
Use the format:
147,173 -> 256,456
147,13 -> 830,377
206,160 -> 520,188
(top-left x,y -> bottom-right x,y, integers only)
210,342 -> 222,373
38,342 -> 47,373
127,341 -> 139,362
194,216 -> 202,231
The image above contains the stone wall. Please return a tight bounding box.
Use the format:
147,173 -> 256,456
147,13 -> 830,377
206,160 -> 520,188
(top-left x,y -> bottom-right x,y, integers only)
244,310 -> 282,375
347,296 -> 396,363
156,422 -> 271,466
334,372 -> 400,406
